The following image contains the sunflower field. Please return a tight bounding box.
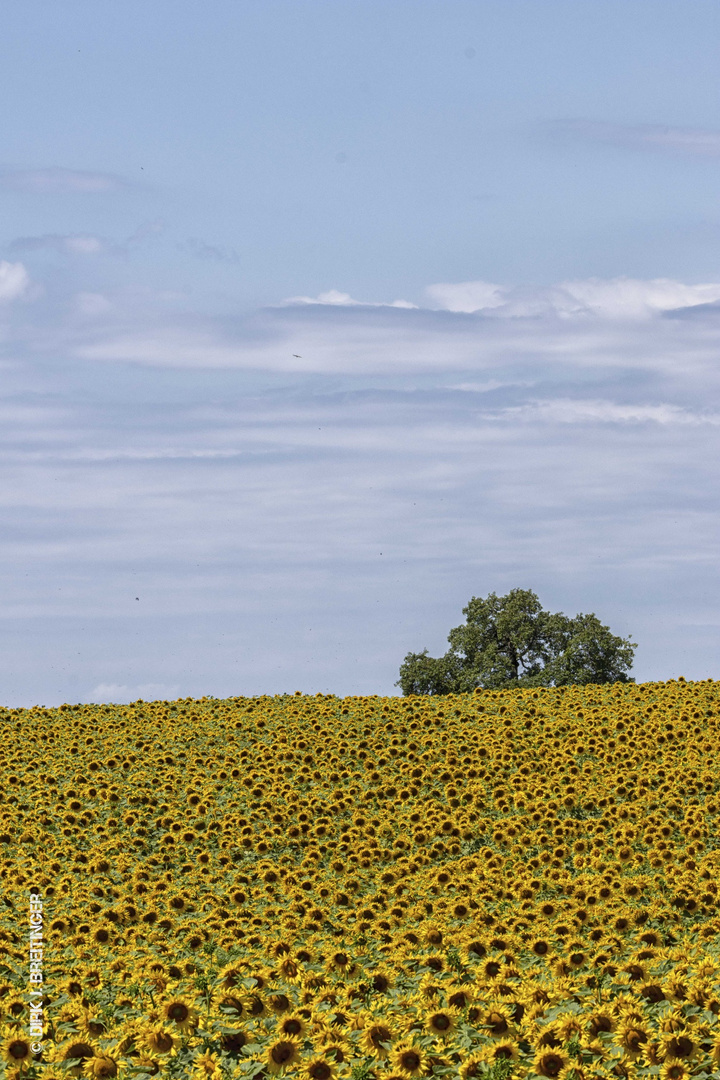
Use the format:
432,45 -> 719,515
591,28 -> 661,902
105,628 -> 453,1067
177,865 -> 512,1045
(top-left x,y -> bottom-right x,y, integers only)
2,679 -> 720,1080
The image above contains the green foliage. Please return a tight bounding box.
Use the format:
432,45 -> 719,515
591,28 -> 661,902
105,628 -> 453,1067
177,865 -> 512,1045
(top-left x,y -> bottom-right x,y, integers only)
480,1059 -> 515,1079
397,588 -> 636,695
350,1063 -> 376,1080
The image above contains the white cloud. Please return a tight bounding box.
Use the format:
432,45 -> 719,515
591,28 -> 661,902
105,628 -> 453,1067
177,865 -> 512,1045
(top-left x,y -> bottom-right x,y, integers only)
0,166 -> 128,193
545,119 -> 720,158
85,682 -> 181,704
492,398 -> 720,426
425,280 -> 506,313
74,292 -> 113,318
3,269 -> 720,704
180,237 -> 240,264
284,288 -> 418,309
10,233 -> 104,256
0,260 -> 30,302
556,277 -> 720,319
54,273 -> 720,378
424,276 -> 720,320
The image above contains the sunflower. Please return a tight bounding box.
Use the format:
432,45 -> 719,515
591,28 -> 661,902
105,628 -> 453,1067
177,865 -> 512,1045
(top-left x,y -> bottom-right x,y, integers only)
555,1012 -> 583,1042
361,1022 -> 394,1060
660,1064 -> 690,1080
586,1012 -> 615,1038
60,976 -> 86,999
216,963 -> 246,990
480,1005 -> 513,1039
484,1041 -> 519,1065
212,993 -> 245,1019
369,969 -> 394,994
417,974 -> 442,1002
277,1014 -> 308,1040
531,937 -> 551,957
660,1033 -> 697,1061
303,1057 -> 337,1080
50,1040 -> 96,1078
424,1009 -> 458,1038
446,986 -> 473,1011
618,1023 -> 649,1057
83,1057 -> 118,1078
265,1039 -> 301,1075
1,1034 -> 32,1067
640,1041 -> 665,1068
142,1028 -> 176,1056
2,997 -> 26,1028
459,1052 -> 486,1079
79,1011 -> 107,1038
161,998 -> 197,1033
533,1049 -> 569,1077
245,993 -> 267,1018
315,1034 -> 352,1065
391,1043 -> 426,1078
327,951 -> 353,973
192,1050 -> 222,1078
268,993 -> 293,1014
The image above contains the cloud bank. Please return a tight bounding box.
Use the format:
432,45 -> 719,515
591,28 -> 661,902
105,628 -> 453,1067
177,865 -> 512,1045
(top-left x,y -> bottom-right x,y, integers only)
425,277 -> 720,319
1,273 -> 719,706
10,234 -> 105,256
47,274 -> 720,381
545,119 -> 720,158
0,166 -> 130,193
0,261 -> 30,302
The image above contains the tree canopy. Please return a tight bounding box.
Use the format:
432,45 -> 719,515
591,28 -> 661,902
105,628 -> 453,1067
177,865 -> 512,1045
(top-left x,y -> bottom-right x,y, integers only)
397,588 -> 637,695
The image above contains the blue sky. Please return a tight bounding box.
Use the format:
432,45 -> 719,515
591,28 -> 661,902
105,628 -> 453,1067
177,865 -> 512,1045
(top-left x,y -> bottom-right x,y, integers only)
2,1 -> 720,704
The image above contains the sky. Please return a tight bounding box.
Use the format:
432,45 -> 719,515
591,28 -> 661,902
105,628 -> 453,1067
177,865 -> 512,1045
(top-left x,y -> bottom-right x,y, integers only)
2,0 -> 720,705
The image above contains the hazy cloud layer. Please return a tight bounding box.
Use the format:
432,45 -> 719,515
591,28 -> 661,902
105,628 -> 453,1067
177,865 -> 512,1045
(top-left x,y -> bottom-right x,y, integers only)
50,276 -> 720,382
0,166 -> 130,193
0,261 -> 30,302
1,275 -> 719,705
179,238 -> 240,264
425,277 -> 720,318
10,233 -> 105,256
545,119 -> 720,158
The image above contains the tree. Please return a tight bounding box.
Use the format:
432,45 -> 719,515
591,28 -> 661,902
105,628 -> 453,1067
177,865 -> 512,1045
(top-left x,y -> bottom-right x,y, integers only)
396,588 -> 637,695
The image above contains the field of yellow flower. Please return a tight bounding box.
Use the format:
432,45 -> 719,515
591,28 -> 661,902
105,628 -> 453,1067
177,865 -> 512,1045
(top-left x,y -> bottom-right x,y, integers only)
1,679 -> 720,1080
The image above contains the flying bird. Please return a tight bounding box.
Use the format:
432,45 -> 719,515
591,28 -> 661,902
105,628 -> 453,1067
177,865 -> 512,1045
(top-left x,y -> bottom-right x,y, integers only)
293,354 -> 302,358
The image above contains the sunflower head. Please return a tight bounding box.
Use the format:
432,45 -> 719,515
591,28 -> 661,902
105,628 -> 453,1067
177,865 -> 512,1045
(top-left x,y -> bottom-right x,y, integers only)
486,1041 -> 519,1064
458,1052 -> 486,1079
661,1032 -> 696,1061
392,1043 -> 426,1078
361,1022 -> 394,1059
305,1057 -> 337,1080
425,1008 -> 459,1038
481,1005 -> 513,1039
143,1028 -> 176,1055
161,998 -> 197,1032
370,970 -> 393,994
278,1014 -> 307,1040
619,1022 -> 649,1056
660,1063 -> 690,1080
265,1039 -> 300,1075
2,1035 -> 33,1067
192,1050 -> 222,1078
244,993 -> 267,1018
268,993 -> 292,1014
212,993 -> 244,1019
587,1012 -> 615,1038
533,1048 -> 568,1078
52,1041 -> 96,1078
83,1056 -> 118,1079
